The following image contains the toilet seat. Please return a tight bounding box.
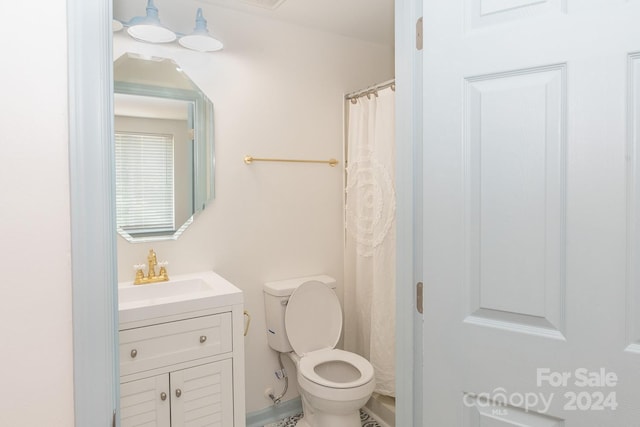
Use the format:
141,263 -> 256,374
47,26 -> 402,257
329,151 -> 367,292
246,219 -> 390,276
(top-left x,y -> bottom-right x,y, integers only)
298,348 -> 374,389
284,281 -> 375,391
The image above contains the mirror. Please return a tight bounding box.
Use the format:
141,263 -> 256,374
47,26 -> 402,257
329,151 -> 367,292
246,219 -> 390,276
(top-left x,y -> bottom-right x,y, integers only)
113,53 -> 215,242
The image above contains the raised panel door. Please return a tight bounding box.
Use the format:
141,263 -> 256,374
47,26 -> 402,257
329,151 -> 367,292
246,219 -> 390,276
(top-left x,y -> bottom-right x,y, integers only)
422,0 -> 640,424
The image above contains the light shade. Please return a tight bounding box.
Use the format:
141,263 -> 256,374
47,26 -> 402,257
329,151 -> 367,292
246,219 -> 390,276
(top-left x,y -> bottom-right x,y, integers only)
126,0 -> 176,43
178,8 -> 224,52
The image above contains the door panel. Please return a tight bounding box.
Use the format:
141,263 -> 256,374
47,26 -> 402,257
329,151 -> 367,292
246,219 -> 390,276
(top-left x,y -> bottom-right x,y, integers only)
465,65 -> 566,338
422,0 -> 640,425
628,52 -> 640,354
465,0 -> 566,30
463,394 -> 565,427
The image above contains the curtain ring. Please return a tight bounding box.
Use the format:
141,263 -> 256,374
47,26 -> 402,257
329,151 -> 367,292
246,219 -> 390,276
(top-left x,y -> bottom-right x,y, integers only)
350,98 -> 357,104
391,83 -> 396,91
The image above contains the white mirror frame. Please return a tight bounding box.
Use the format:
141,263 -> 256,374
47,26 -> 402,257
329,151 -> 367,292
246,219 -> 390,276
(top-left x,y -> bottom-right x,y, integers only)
68,0 -> 119,425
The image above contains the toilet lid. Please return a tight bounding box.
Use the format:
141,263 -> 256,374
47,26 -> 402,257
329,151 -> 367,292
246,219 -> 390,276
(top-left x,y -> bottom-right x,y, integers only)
285,280 -> 342,356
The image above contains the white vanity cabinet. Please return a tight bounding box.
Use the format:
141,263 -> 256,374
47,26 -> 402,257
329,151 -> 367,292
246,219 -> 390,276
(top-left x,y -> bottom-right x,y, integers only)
118,272 -> 245,427
121,360 -> 233,427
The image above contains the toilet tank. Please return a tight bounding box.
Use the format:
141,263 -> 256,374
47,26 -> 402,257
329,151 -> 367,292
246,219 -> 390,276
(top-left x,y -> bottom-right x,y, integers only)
263,274 -> 336,352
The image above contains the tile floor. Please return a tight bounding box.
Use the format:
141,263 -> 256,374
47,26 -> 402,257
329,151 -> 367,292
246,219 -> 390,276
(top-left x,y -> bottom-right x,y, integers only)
266,409 -> 381,427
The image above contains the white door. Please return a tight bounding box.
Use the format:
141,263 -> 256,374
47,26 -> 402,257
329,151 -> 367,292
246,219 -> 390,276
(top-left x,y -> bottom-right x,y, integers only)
422,1 -> 640,425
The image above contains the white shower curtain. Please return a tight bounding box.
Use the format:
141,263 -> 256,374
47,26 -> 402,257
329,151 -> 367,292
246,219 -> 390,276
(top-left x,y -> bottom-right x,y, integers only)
344,86 -> 396,397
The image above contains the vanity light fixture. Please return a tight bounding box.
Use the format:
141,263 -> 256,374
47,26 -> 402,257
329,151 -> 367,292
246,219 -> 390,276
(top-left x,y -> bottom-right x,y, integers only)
179,8 -> 224,52
112,19 -> 123,32
116,1 -> 223,52
125,0 -> 177,44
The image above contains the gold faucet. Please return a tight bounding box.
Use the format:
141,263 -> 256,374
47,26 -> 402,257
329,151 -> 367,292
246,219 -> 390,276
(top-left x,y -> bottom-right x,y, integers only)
134,249 -> 169,285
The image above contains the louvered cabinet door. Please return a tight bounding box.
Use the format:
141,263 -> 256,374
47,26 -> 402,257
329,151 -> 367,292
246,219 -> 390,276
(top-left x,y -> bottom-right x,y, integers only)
121,374 -> 171,427
169,360 -> 234,427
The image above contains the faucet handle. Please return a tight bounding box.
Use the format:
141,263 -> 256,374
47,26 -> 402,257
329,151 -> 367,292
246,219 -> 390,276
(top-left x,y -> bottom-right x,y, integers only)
157,261 -> 169,279
133,264 -> 146,285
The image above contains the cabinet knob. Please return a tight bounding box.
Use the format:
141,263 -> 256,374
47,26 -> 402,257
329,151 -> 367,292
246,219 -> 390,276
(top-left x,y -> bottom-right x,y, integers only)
175,388 -> 182,398
199,335 -> 207,343
160,392 -> 167,401
130,349 -> 138,358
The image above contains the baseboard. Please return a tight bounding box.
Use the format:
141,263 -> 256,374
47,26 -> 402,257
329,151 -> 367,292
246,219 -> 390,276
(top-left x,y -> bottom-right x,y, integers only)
246,397 -> 302,427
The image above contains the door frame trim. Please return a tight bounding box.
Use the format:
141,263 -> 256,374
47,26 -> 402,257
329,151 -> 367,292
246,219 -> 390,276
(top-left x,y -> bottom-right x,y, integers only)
70,0 -> 420,424
395,0 -> 423,425
68,0 -> 119,424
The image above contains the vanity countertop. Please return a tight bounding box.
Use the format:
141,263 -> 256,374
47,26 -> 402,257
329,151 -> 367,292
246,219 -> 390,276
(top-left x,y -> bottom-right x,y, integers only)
118,270 -> 243,327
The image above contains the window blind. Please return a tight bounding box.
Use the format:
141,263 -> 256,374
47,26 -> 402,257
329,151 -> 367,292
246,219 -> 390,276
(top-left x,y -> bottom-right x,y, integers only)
115,132 -> 175,235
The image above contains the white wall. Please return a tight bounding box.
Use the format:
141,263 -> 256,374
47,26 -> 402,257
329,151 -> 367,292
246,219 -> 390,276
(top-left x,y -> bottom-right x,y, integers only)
0,1 -> 75,426
114,5 -> 393,413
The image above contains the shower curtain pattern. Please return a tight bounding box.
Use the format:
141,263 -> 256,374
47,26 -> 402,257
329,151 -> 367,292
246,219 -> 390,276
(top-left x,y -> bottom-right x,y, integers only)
344,87 -> 396,397
345,157 -> 396,257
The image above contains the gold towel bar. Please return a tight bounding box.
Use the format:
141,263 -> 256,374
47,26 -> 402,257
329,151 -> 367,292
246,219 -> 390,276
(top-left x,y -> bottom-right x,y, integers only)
244,155 -> 339,167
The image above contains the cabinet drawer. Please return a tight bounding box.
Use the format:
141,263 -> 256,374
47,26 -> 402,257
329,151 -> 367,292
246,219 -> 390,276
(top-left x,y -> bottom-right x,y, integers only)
120,313 -> 232,376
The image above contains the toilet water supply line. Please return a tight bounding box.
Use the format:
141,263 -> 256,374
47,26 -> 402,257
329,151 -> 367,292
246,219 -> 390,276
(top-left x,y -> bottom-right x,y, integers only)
269,352 -> 289,406
242,310 -> 286,405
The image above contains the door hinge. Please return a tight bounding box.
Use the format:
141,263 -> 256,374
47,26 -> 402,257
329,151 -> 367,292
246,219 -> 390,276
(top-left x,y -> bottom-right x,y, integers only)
416,282 -> 423,314
416,17 -> 423,51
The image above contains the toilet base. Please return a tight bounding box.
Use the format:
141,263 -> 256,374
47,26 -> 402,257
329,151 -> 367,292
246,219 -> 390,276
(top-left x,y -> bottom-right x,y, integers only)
299,393 -> 363,427
305,412 -> 361,427
296,411 -> 361,427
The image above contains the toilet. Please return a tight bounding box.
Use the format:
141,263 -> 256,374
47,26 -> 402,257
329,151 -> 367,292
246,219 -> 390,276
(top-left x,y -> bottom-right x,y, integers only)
263,275 -> 375,427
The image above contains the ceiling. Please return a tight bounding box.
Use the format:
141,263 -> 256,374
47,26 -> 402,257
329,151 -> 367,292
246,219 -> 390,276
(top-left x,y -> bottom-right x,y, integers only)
200,0 -> 394,45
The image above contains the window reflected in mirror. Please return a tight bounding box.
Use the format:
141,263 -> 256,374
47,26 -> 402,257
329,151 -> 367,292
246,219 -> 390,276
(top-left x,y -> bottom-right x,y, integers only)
115,130 -> 176,236
113,53 -> 215,242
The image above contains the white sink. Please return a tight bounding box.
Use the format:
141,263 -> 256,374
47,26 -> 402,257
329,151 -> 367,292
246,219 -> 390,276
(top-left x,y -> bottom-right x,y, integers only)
118,271 -> 243,325
119,277 -> 212,305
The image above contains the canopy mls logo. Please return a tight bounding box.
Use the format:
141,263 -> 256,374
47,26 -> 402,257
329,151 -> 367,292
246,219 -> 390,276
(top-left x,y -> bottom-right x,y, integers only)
536,368 -> 618,388
537,368 -> 618,412
463,388 -> 554,414
464,368 -> 619,416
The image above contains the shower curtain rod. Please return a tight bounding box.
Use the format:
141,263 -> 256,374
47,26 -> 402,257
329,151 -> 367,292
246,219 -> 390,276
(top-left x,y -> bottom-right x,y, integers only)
344,78 -> 396,102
